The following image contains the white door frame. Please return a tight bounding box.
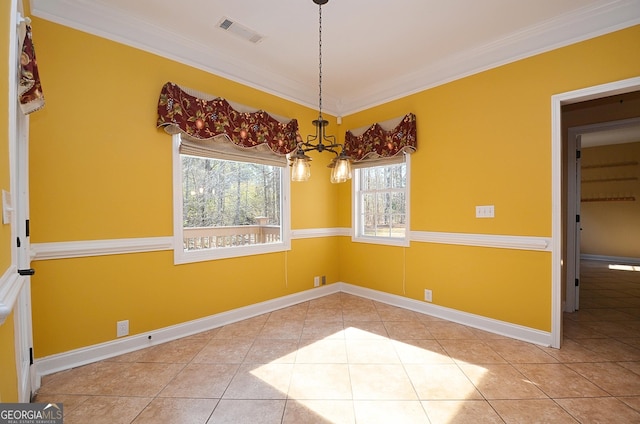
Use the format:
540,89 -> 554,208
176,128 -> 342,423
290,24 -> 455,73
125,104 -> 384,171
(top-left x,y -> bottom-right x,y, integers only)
8,0 -> 35,402
565,130 -> 581,313
551,76 -> 640,348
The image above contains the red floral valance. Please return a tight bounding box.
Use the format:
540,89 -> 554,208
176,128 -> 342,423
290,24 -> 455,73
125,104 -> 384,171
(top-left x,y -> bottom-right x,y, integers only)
157,82 -> 300,155
19,25 -> 45,115
344,113 -> 417,162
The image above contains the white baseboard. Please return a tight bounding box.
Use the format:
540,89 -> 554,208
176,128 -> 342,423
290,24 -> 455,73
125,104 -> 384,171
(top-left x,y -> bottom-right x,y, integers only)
34,281 -> 551,389
34,283 -> 340,387
581,254 -> 640,265
340,283 -> 552,347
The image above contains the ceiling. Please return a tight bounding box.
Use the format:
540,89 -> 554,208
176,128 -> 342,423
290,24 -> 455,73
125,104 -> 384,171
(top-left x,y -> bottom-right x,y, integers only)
30,0 -> 640,116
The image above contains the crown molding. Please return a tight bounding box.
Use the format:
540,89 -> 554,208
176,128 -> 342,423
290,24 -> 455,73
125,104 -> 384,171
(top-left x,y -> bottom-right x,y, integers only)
30,0 -> 640,116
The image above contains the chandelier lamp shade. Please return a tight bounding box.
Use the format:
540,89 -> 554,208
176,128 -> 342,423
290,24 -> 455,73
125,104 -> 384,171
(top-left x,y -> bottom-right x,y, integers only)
290,0 -> 352,183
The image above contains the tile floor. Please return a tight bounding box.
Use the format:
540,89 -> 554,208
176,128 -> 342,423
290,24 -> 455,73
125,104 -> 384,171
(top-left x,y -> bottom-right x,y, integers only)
34,260 -> 640,423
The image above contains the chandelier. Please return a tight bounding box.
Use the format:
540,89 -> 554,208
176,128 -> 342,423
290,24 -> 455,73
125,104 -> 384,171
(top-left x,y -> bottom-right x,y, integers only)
290,0 -> 352,184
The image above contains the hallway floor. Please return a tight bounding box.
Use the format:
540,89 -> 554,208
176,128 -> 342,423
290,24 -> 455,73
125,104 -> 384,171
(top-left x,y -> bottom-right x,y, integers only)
34,260 -> 640,423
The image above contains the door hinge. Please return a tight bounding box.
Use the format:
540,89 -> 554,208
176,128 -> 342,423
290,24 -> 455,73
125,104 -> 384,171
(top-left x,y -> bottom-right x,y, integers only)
575,278 -> 580,287
29,347 -> 33,365
576,150 -> 581,159
25,219 -> 29,237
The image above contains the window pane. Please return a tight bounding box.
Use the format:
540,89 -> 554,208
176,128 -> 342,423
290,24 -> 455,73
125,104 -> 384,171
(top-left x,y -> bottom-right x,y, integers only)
355,160 -> 408,242
182,155 -> 281,250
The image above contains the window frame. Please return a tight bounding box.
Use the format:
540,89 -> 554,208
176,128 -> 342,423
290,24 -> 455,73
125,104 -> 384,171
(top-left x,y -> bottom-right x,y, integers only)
352,153 -> 410,247
172,134 -> 291,264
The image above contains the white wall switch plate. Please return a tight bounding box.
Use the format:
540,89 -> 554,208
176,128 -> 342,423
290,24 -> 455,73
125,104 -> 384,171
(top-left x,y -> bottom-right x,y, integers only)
476,205 -> 495,218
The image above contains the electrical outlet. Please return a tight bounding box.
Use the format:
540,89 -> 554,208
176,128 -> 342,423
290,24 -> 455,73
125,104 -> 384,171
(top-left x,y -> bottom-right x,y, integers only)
424,289 -> 433,302
314,276 -> 320,287
116,320 -> 129,337
321,275 -> 326,285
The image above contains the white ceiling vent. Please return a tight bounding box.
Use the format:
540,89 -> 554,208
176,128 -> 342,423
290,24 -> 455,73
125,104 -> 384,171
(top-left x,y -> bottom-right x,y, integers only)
217,18 -> 264,44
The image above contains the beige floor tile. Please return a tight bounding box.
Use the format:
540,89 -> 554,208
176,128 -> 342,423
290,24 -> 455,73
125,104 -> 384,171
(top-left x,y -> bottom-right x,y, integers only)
572,336 -> 640,361
423,400 -> 503,424
349,364 -> 417,400
404,364 -> 482,400
341,306 -> 381,321
423,322 -> 479,340
305,307 -> 343,322
37,362 -> 126,395
618,360 -> 640,375
555,397 -> 640,423
345,339 -> 400,364
458,363 -> 547,400
223,363 -> 293,399
213,317 -> 266,339
566,362 -> 640,396
374,303 -> 420,321
207,399 -> 286,424
619,396 -> 640,412
192,338 -> 254,363
31,394 -> 89,416
258,320 -> 305,340
383,320 -> 433,340
489,399 -> 579,423
514,363 -> 608,398
288,364 -> 352,400
296,339 -> 348,363
300,320 -> 345,340
159,363 -> 238,398
243,338 -> 299,364
392,339 -> 455,364
108,336 -> 208,363
283,400 -> 355,424
132,398 -> 218,424
489,339 -> 558,364
266,304 -> 308,323
96,362 -> 184,397
342,322 -> 388,339
308,293 -> 344,309
439,339 -> 507,364
353,400 -> 429,423
63,396 -> 152,424
540,338 -> 607,363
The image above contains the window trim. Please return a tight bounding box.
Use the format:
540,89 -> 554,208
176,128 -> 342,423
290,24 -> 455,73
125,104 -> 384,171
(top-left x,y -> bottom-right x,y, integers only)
352,153 -> 410,247
172,134 -> 291,264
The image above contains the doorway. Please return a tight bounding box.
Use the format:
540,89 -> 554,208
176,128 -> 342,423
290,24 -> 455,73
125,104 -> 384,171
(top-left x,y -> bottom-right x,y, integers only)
565,117 -> 640,313
552,77 -> 640,348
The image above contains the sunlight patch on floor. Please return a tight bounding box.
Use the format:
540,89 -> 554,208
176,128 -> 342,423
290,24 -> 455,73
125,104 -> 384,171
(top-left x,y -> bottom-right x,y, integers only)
249,327 -> 487,423
609,264 -> 640,272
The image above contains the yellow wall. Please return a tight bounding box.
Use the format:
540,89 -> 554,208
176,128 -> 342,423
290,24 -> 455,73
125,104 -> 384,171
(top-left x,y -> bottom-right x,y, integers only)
338,25 -> 640,331
0,312 -> 19,402
28,18 -> 341,357
24,14 -> 640,358
581,142 -> 640,258
0,0 -> 19,403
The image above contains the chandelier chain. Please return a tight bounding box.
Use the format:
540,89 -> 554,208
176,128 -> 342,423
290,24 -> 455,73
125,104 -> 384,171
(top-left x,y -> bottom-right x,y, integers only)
318,2 -> 323,119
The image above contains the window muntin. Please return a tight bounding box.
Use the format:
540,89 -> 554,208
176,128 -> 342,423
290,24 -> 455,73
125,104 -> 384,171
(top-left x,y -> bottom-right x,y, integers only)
173,135 -> 290,264
353,155 -> 409,246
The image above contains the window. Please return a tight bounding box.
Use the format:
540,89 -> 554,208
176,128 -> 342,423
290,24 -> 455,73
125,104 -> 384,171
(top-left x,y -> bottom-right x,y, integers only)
353,154 -> 410,246
173,134 -> 290,264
